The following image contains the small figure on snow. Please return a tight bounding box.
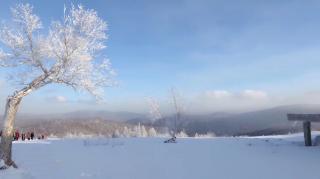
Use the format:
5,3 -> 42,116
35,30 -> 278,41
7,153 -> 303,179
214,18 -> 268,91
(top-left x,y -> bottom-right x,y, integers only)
14,130 -> 20,141
27,132 -> 31,140
164,136 -> 177,143
30,132 -> 34,140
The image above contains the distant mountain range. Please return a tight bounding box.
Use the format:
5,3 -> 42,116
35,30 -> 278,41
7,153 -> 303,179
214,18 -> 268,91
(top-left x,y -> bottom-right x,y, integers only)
12,110 -> 147,122
2,104 -> 320,137
182,104 -> 320,136
130,104 -> 320,136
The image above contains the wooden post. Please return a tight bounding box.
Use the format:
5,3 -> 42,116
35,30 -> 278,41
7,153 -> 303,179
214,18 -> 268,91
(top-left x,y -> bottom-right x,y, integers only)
303,121 -> 312,146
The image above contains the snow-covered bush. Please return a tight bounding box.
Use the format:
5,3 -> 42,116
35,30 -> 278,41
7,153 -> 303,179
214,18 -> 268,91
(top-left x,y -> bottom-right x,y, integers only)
112,129 -> 121,138
176,130 -> 188,138
148,127 -> 157,137
194,132 -> 216,138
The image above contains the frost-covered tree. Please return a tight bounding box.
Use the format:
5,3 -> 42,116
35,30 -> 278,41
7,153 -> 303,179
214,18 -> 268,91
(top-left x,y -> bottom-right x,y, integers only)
123,126 -> 131,138
164,88 -> 185,143
146,97 -> 162,122
132,125 -> 139,137
140,125 -> 148,137
170,88 -> 183,138
148,127 -> 157,137
0,4 -> 115,168
194,132 -> 216,138
176,130 -> 188,138
131,123 -> 148,137
112,129 -> 121,138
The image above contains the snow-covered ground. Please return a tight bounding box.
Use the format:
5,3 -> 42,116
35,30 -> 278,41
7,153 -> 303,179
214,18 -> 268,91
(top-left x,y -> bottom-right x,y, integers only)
1,133 -> 320,179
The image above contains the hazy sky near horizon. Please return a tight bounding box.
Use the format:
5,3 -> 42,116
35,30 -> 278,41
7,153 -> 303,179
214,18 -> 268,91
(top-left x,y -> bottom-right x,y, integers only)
1,0 -> 320,114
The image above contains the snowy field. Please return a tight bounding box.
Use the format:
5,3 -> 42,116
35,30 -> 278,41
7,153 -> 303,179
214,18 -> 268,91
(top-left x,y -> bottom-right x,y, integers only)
1,133 -> 320,179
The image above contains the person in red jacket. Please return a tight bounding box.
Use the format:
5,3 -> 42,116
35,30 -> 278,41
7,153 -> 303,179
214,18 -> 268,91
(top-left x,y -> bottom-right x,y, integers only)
15,130 -> 20,141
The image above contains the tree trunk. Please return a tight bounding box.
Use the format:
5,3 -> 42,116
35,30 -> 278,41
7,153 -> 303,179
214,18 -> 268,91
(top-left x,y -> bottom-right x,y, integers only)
0,74 -> 46,169
0,96 -> 22,169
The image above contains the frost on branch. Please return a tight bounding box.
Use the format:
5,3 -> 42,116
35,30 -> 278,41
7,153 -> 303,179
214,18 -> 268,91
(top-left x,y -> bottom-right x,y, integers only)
147,97 -> 162,122
11,4 -> 42,35
0,3 -> 115,99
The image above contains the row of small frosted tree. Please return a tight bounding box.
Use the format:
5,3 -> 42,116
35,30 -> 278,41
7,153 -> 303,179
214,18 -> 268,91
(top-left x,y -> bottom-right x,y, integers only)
113,124 -> 191,138
113,124 -> 158,138
123,125 -> 215,138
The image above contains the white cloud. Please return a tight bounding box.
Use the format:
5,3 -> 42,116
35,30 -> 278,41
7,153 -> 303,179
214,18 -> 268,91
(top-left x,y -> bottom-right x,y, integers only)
46,95 -> 67,103
202,89 -> 268,101
189,89 -> 271,113
55,96 -> 67,103
240,90 -> 268,100
204,90 -> 232,99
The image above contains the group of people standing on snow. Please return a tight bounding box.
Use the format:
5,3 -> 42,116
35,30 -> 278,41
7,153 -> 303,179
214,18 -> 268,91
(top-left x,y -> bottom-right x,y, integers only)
0,130 -> 45,141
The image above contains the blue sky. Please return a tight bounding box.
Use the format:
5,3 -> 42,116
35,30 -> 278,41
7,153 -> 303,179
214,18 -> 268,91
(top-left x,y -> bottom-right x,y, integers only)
1,0 -> 320,114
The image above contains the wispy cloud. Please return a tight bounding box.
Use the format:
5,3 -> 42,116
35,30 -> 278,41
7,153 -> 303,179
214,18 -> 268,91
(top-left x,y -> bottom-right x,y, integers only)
240,90 -> 268,100
188,89 -> 270,113
46,95 -> 67,103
